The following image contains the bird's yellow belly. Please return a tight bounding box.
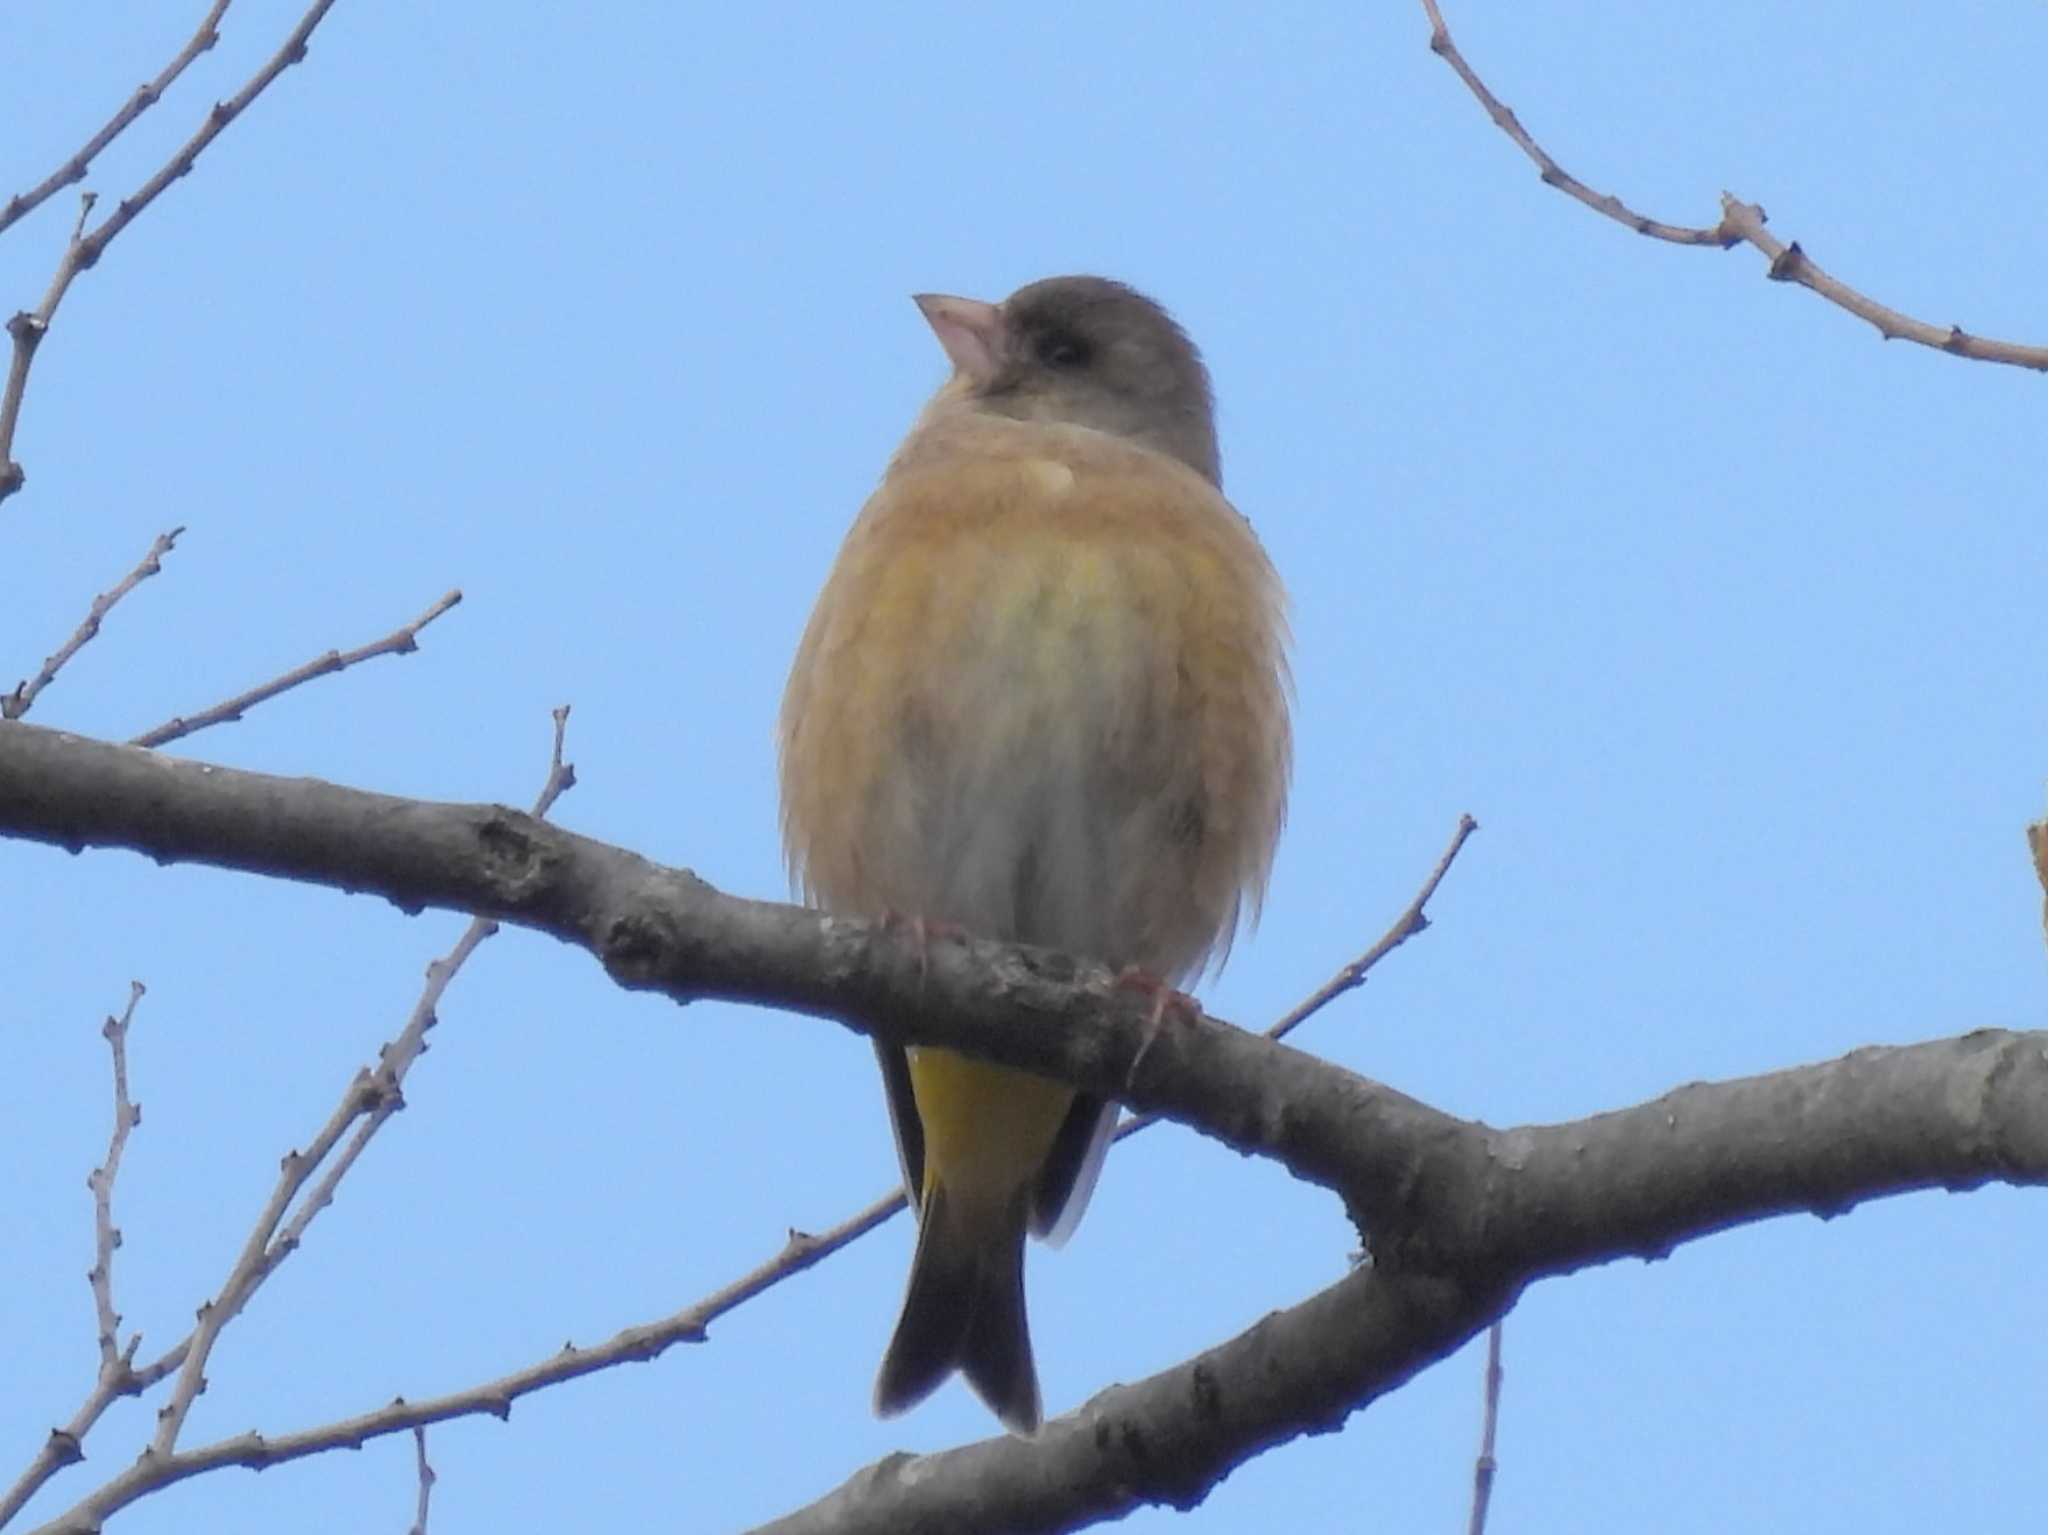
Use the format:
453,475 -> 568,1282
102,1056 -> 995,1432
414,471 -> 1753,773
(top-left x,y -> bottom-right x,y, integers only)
907,1047 -> 1073,1204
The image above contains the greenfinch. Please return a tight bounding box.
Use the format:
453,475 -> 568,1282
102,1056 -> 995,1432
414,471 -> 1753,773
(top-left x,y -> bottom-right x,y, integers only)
778,276 -> 1290,1435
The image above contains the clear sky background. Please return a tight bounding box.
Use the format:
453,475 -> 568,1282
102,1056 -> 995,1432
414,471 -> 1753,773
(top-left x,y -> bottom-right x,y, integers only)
3,3 -> 2042,1531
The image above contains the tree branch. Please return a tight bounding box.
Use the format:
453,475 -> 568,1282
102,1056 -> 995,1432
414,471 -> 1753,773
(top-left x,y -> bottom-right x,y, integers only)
750,1266 -> 1491,1535
0,3 -> 231,240
1,723 -> 2039,1532
127,588 -> 462,749
10,712 -> 574,1531
1,721 -> 2041,1258
1466,1322 -> 1503,1535
20,1022 -> 2035,1535
3,528 -> 183,721
5,817 -> 1479,1528
86,985 -> 147,1379
0,720 -> 1473,1225
0,0 -> 345,504
148,710 -> 568,1457
757,1029 -> 2046,1532
0,984 -> 151,1527
407,1427 -> 435,1535
1420,0 -> 2048,372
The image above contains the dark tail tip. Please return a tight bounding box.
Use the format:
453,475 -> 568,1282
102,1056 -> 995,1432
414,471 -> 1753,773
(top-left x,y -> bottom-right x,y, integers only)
875,1185 -> 1042,1436
958,1238 -> 1040,1435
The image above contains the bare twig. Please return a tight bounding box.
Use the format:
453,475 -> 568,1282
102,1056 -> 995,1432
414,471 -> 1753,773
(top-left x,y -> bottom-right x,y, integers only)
1466,1321 -> 1504,1535
0,1326 -> 191,1530
1259,813 -> 1475,1046
22,1120 -> 972,1534
1,0 -> 345,503
1116,811 -> 1478,1137
0,984 -> 153,1526
0,2 -> 232,240
1420,1 -> 2048,372
129,589 -> 462,749
148,1071 -> 391,1454
1420,2 -> 1730,248
263,709 -> 574,1273
1713,196 -> 2048,368
146,709 -> 571,1458
3,527 -> 183,720
407,1427 -> 435,1535
87,984 -> 148,1374
27,1287 -> 717,1535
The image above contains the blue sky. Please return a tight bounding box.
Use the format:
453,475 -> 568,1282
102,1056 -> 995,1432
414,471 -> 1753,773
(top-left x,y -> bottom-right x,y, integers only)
3,3 -> 2042,1531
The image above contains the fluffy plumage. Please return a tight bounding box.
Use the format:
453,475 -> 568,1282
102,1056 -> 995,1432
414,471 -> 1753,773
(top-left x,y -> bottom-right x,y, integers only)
778,275 -> 1290,1434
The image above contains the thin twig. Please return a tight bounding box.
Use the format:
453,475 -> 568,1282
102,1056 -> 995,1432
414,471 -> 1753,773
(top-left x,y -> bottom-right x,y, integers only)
25,1270 -> 735,1535
1261,813 -> 1475,1047
145,709 -> 571,1459
148,1073 -> 391,1455
87,984 -> 147,1373
0,1325 -> 194,1530
0,2 -> 232,240
407,1427 -> 436,1535
0,984 -> 154,1526
3,527 -> 183,720
1466,1321 -> 1504,1535
129,589 -> 462,749
1420,1 -> 1729,248
24,1156 -> 945,1535
1117,812 -> 1478,1137
1713,195 -> 2048,369
1,0 -> 344,503
1420,0 -> 2048,372
264,710 -> 574,1270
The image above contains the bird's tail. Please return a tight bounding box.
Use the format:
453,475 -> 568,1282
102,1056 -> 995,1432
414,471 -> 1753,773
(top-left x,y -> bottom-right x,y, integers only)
874,1180 -> 1041,1435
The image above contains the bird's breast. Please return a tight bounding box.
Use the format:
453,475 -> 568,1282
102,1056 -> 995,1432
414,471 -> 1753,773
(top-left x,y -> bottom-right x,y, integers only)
780,443 -> 1289,977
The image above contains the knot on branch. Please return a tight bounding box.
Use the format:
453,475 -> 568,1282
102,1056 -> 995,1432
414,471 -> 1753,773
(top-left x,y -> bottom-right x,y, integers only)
44,1427 -> 84,1468
473,811 -> 559,901
598,908 -> 687,992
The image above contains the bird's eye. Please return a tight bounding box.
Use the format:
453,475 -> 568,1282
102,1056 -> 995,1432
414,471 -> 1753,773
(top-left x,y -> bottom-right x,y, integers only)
1035,332 -> 1092,369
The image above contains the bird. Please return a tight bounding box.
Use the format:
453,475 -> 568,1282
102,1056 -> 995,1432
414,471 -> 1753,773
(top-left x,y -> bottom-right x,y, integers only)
777,275 -> 1291,1435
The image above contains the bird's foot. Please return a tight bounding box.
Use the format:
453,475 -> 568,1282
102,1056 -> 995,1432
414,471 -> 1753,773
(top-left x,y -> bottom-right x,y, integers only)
880,911 -> 967,991
1115,967 -> 1202,1088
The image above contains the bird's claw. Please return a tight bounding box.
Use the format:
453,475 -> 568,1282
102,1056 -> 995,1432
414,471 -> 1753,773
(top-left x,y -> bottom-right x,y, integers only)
1116,967 -> 1200,1088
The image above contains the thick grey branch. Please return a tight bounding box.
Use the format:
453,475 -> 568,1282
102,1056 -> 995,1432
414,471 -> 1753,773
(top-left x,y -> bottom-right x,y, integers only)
1,723 -> 2041,1533
1,721 -> 2041,1264
752,1266 -> 1491,1535
761,1027 -> 2048,1533
0,723 -> 1491,1237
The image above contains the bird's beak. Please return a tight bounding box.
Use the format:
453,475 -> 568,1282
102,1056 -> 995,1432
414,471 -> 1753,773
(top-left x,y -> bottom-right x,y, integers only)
913,293 -> 1006,387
